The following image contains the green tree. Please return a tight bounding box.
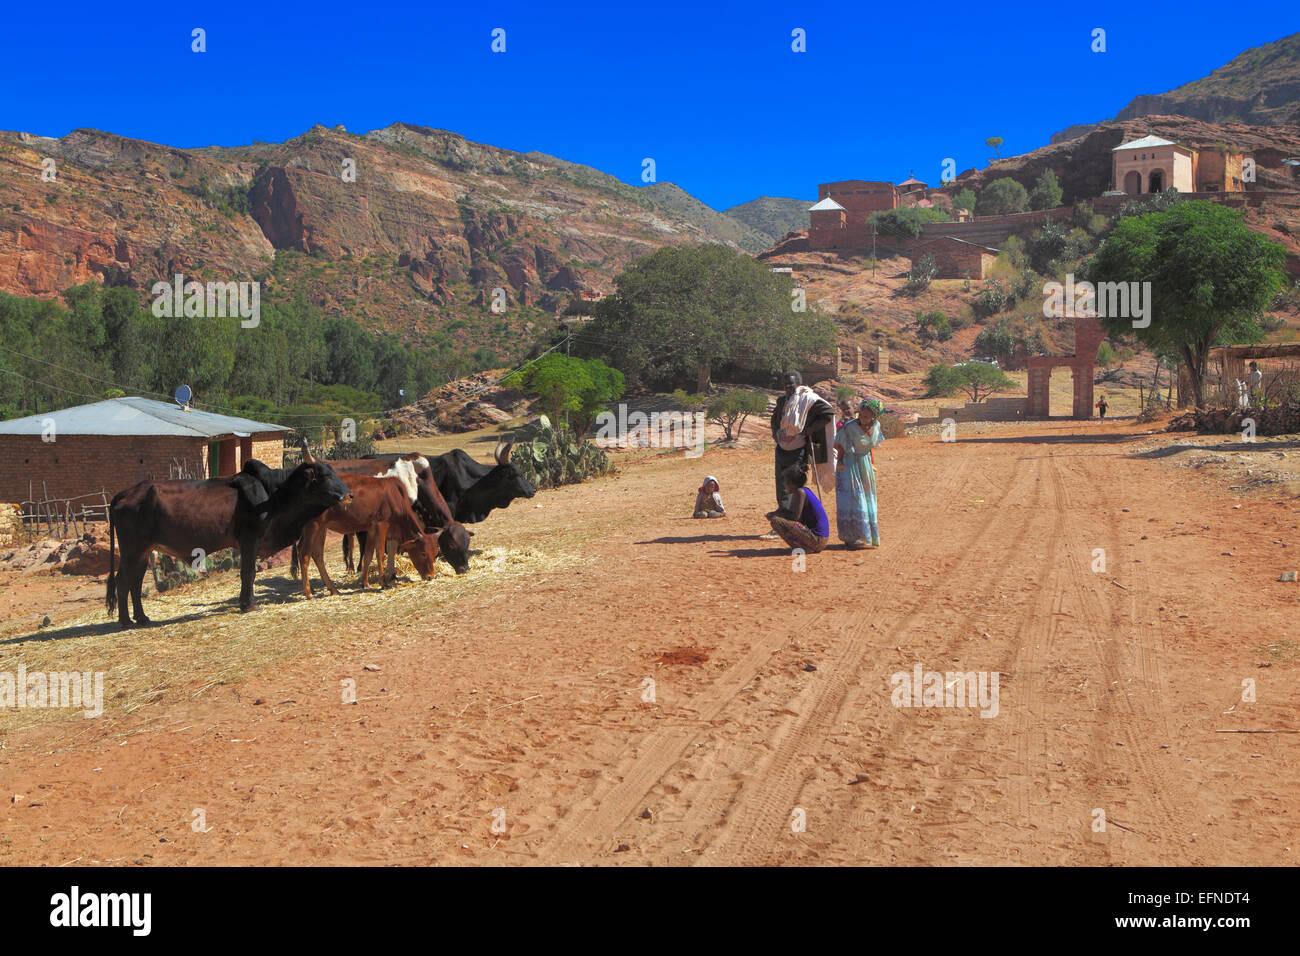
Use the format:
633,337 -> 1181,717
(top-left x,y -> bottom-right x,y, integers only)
870,206 -> 951,241
924,364 -> 964,397
986,136 -> 1003,160
974,320 -> 1016,364
976,178 -> 1028,217
1096,342 -> 1116,368
1086,201 -> 1287,406
955,362 -> 1016,402
916,310 -> 952,342
707,389 -> 768,441
951,188 -> 977,216
584,244 -> 834,391
505,353 -> 624,434
1028,169 -> 1063,211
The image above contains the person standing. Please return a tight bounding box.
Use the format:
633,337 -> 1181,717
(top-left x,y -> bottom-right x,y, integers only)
1096,395 -> 1108,419
834,398 -> 885,550
1249,361 -> 1263,402
769,371 -> 834,515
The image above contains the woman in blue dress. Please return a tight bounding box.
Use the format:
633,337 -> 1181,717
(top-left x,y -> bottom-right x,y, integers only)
834,398 -> 884,549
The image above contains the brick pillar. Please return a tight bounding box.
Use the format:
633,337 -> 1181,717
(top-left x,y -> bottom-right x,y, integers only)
1027,366 -> 1051,417
876,347 -> 889,375
1073,365 -> 1095,419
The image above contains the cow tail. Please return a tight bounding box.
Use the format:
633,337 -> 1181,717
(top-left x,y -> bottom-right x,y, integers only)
290,541 -> 299,580
106,507 -> 117,616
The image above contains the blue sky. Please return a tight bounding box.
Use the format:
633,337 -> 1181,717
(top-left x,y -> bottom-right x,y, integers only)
8,2 -> 1297,210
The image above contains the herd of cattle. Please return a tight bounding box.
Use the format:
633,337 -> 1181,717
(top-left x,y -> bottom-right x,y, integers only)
105,441 -> 537,630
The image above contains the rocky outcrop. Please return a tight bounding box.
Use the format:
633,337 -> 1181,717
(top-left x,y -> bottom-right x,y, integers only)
0,122 -> 760,354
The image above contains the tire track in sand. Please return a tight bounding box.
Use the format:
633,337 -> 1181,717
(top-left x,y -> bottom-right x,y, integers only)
534,449 -> 974,864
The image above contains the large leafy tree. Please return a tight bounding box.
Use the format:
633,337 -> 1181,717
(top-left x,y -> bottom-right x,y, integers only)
976,178 -> 1028,217
582,244 -> 835,391
1086,201 -> 1286,407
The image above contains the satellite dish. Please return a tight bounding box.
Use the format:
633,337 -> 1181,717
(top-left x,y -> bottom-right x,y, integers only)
174,384 -> 192,407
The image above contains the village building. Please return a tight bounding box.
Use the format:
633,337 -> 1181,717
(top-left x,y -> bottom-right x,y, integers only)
897,173 -> 928,198
0,397 -> 289,505
908,236 -> 999,279
808,180 -> 899,249
1112,134 -> 1249,195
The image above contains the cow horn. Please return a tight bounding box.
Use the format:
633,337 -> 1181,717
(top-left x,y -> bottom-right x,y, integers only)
495,440 -> 513,465
299,436 -> 317,464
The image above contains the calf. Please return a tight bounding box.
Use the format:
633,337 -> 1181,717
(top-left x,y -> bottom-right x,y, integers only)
106,461 -> 351,629
297,472 -> 438,597
330,454 -> 472,575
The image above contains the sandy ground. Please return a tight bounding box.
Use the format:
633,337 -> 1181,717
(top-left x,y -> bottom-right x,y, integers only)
1,416 -> 1297,866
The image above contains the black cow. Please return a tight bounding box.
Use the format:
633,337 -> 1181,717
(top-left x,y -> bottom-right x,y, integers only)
106,461 -> 351,629
422,441 -> 537,524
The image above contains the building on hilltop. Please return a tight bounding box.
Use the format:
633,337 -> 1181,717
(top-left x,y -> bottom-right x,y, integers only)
808,179 -> 900,249
897,173 -> 928,198
1112,134 -> 1250,195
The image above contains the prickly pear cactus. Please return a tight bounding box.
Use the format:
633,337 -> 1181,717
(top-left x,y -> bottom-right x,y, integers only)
510,415 -> 611,489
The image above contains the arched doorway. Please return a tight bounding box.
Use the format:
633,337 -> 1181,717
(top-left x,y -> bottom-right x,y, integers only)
1148,169 -> 1164,193
1123,170 -> 1142,195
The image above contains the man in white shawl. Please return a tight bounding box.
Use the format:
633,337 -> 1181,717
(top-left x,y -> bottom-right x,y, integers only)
768,371 -> 835,516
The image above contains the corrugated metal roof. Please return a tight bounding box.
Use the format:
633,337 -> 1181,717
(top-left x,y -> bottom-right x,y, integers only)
0,397 -> 290,437
1113,135 -> 1180,151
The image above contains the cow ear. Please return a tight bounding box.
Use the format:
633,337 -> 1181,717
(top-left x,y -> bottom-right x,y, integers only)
467,529 -> 474,537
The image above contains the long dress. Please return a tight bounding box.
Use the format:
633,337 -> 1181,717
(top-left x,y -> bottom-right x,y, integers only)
834,419 -> 883,546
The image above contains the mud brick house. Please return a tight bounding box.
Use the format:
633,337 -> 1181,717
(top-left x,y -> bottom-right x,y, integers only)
907,236 -> 1000,280
0,397 -> 289,504
1113,134 -> 1250,195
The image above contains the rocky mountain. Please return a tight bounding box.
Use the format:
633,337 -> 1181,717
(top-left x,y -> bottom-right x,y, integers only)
637,182 -> 772,251
1053,31 -> 1300,142
0,123 -> 767,363
723,196 -> 813,243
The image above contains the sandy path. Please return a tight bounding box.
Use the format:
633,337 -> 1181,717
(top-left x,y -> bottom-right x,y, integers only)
1,419 -> 1296,865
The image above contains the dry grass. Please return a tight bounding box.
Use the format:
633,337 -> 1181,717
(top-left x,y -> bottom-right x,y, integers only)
0,540 -> 586,736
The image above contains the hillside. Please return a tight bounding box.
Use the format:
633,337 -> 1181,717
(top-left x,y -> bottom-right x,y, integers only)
1053,31 -> 1300,141
0,123 -> 767,365
723,196 -> 813,242
637,182 -> 772,251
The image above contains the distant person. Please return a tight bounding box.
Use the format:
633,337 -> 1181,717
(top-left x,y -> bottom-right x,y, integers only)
766,465 -> 830,554
1096,395 -> 1108,419
837,399 -> 854,431
834,398 -> 885,550
692,476 -> 725,519
1249,361 -> 1263,401
769,371 -> 834,515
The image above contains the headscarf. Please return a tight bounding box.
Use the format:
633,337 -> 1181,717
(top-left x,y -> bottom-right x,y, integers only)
860,398 -> 884,416
699,475 -> 720,492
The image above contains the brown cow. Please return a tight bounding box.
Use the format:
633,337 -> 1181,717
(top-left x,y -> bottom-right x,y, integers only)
107,461 -> 352,629
297,471 -> 438,597
326,453 -> 472,576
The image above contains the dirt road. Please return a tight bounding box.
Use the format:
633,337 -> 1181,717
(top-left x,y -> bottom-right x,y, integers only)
1,419 -> 1296,865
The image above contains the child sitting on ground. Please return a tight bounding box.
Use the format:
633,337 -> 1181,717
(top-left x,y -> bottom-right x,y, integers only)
693,476 -> 725,518
765,465 -> 830,553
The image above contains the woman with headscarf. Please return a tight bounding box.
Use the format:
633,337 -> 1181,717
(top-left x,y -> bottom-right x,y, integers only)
833,398 -> 885,549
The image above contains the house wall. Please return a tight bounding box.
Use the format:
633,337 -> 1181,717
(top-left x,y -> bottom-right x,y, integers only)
0,431 -> 285,504
0,434 -> 210,503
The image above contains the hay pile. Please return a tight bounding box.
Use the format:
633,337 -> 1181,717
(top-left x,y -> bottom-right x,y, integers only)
0,544 -> 572,735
